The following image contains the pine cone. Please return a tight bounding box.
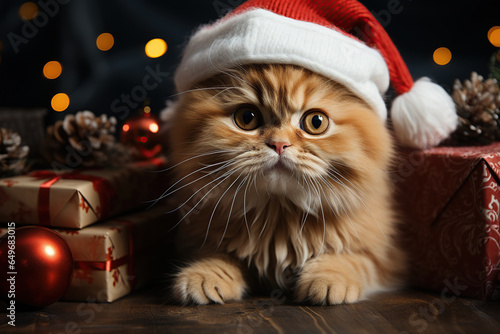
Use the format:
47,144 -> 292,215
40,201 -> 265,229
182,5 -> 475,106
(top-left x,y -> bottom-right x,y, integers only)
0,128 -> 29,176
43,111 -> 129,168
449,72 -> 500,145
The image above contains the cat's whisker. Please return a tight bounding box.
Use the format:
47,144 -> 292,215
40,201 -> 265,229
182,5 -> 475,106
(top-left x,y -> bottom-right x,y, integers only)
328,166 -> 369,199
243,175 -> 252,242
166,163 -> 240,214
150,158 -> 238,207
320,176 -> 365,253
317,174 -> 365,248
167,86 -> 237,99
170,167 -> 242,233
202,170 -> 245,249
217,173 -> 250,249
315,179 -> 327,260
305,177 -> 326,263
160,158 -> 236,198
233,62 -> 250,75
157,149 -> 239,172
252,173 -> 259,197
207,86 -> 244,102
299,176 -> 314,234
326,169 -> 390,246
258,214 -> 269,240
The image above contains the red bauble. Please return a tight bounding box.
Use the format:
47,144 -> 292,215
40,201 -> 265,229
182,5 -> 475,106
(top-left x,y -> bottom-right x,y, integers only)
0,226 -> 73,308
121,111 -> 162,159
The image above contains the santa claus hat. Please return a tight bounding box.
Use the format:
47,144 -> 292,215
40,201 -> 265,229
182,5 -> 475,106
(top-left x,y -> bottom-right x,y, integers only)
174,0 -> 457,149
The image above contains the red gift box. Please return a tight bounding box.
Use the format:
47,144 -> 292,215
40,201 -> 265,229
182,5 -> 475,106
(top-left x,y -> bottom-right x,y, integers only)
393,143 -> 500,300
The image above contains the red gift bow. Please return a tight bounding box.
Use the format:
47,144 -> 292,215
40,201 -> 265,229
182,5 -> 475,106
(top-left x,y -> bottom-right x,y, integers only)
30,170 -> 117,226
71,220 -> 137,289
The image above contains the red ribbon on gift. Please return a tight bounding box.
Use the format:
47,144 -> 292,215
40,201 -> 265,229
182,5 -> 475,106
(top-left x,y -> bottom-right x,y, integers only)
30,170 -> 117,226
116,220 -> 137,290
71,220 -> 138,290
73,255 -> 130,272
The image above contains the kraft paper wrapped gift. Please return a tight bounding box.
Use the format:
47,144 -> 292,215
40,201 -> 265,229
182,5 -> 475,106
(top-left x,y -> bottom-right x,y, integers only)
0,158 -> 168,229
393,143 -> 500,300
0,206 -> 174,302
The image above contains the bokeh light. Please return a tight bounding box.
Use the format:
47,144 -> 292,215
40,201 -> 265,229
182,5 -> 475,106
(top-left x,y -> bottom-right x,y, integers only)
122,124 -> 130,132
96,33 -> 115,51
149,123 -> 159,133
51,93 -> 70,112
488,26 -> 500,47
145,38 -> 167,58
433,47 -> 452,66
43,61 -> 62,79
19,2 -> 39,20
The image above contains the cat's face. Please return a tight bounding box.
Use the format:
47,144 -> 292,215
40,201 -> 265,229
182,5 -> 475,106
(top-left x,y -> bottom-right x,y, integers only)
169,64 -> 393,214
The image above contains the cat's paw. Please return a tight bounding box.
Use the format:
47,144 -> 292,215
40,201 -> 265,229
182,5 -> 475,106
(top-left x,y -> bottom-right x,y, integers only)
172,257 -> 246,305
295,262 -> 362,305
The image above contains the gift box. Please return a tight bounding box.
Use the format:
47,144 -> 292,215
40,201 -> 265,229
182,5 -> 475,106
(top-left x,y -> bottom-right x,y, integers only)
0,205 -> 175,302
393,142 -> 500,300
0,158 -> 168,228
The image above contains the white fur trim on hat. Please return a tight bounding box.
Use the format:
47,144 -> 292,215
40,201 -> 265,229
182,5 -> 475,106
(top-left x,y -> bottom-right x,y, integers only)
391,78 -> 458,149
174,9 -> 390,121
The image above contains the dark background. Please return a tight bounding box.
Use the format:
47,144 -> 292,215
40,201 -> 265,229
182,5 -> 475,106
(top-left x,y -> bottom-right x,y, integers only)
0,0 -> 498,126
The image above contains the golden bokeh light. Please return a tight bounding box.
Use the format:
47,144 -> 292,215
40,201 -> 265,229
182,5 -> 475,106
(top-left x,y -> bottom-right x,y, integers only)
488,26 -> 500,47
433,47 -> 452,66
51,93 -> 70,112
96,33 -> 115,51
149,123 -> 159,133
43,61 -> 62,79
19,2 -> 39,20
145,38 -> 167,58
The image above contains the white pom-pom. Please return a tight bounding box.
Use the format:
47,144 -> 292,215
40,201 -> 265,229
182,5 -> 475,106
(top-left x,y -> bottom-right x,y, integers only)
391,77 -> 457,149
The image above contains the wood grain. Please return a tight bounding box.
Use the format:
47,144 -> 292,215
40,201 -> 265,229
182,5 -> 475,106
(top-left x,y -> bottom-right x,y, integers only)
0,286 -> 499,333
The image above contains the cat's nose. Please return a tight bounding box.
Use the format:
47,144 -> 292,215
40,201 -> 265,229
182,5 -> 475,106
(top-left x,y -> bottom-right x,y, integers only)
266,141 -> 291,155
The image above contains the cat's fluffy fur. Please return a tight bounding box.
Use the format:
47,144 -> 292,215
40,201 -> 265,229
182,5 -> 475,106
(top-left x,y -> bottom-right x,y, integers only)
168,64 -> 404,305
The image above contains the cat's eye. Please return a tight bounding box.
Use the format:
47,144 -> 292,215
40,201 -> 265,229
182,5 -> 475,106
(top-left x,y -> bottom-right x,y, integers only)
301,111 -> 329,135
233,106 -> 262,131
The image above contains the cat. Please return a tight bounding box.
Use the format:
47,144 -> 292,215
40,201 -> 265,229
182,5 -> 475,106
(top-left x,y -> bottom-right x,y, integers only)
166,63 -> 404,305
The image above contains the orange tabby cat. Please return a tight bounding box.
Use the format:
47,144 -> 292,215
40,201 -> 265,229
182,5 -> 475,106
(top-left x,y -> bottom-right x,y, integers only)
167,64 -> 404,305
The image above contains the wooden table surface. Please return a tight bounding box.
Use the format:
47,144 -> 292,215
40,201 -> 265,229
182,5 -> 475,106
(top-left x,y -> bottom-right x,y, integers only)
1,285 -> 499,333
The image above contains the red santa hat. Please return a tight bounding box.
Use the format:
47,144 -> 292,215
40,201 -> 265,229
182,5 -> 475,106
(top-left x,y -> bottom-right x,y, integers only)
174,0 -> 457,149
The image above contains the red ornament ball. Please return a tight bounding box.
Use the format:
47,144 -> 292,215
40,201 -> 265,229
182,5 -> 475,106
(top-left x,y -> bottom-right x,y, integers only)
0,226 -> 73,308
121,112 -> 162,159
